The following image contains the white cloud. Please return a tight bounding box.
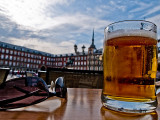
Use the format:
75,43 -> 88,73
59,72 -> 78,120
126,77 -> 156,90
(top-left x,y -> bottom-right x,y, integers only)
0,0 -> 74,30
0,0 -> 110,32
7,37 -> 76,54
129,1 -> 152,13
41,13 -> 110,40
109,1 -> 126,12
1,0 -> 159,55
0,0 -> 111,54
142,6 -> 160,18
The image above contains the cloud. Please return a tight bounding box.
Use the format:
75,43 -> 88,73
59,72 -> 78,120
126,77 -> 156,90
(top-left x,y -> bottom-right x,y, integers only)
0,0 -> 75,30
4,37 -> 76,54
142,6 -> 160,18
0,7 -> 109,54
129,1 -> 152,13
0,0 -> 159,55
0,0 -> 111,31
37,13 -> 110,43
109,1 -> 126,12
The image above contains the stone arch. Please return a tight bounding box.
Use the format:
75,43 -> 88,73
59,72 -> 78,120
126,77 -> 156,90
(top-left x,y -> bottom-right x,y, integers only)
40,65 -> 46,71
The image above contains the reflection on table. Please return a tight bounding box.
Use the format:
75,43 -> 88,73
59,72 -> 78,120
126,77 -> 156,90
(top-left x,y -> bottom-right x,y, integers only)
0,88 -> 159,120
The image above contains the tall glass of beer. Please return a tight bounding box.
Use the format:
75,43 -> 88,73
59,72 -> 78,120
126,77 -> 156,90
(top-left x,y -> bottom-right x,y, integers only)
101,20 -> 157,113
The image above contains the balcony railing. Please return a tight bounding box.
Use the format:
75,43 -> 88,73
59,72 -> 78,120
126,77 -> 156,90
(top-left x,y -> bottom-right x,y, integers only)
39,68 -> 103,89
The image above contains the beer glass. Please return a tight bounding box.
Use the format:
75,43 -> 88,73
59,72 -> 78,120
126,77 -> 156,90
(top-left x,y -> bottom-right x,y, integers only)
101,20 -> 157,113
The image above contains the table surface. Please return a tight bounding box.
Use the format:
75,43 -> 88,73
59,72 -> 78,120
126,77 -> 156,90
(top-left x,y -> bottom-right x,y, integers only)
0,88 -> 160,120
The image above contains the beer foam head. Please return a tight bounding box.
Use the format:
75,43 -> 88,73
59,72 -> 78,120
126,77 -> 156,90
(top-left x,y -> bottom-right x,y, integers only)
105,29 -> 157,40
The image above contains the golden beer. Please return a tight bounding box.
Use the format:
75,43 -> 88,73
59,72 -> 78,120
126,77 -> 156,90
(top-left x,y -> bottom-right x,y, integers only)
101,20 -> 157,113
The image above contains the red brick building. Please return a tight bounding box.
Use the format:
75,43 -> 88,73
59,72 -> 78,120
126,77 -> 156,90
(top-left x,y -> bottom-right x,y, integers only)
0,42 -> 55,72
0,30 -> 103,72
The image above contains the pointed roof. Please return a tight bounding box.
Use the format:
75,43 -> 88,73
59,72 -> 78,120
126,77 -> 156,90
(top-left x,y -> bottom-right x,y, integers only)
89,29 -> 96,49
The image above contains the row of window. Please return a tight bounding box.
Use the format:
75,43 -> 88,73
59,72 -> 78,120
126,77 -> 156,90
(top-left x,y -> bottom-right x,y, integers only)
0,48 -> 42,58
46,62 -> 53,66
1,56 -> 100,67
87,55 -> 101,60
0,60 -> 39,69
74,61 -> 87,65
57,66 -> 102,71
0,48 -> 74,61
74,56 -> 87,60
55,56 -> 87,62
1,54 -> 42,64
73,67 -> 87,70
88,61 -> 101,65
88,66 -> 102,71
53,61 -> 87,66
0,48 -> 54,62
0,48 -> 100,63
0,60 -> 102,70
1,55 -> 101,68
0,59 -> 53,68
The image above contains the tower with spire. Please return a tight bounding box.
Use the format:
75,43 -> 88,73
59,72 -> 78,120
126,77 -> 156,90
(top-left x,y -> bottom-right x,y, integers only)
88,29 -> 96,54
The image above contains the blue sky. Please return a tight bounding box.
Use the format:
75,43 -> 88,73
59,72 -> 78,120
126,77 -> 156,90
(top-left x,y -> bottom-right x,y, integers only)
0,0 -> 159,54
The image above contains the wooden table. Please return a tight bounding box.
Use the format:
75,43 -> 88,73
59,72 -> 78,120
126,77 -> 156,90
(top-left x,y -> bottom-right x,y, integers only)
0,88 -> 159,120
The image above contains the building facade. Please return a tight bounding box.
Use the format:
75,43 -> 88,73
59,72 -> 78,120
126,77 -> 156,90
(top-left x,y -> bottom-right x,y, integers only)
87,29 -> 103,71
0,30 -> 103,72
0,41 -> 55,72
